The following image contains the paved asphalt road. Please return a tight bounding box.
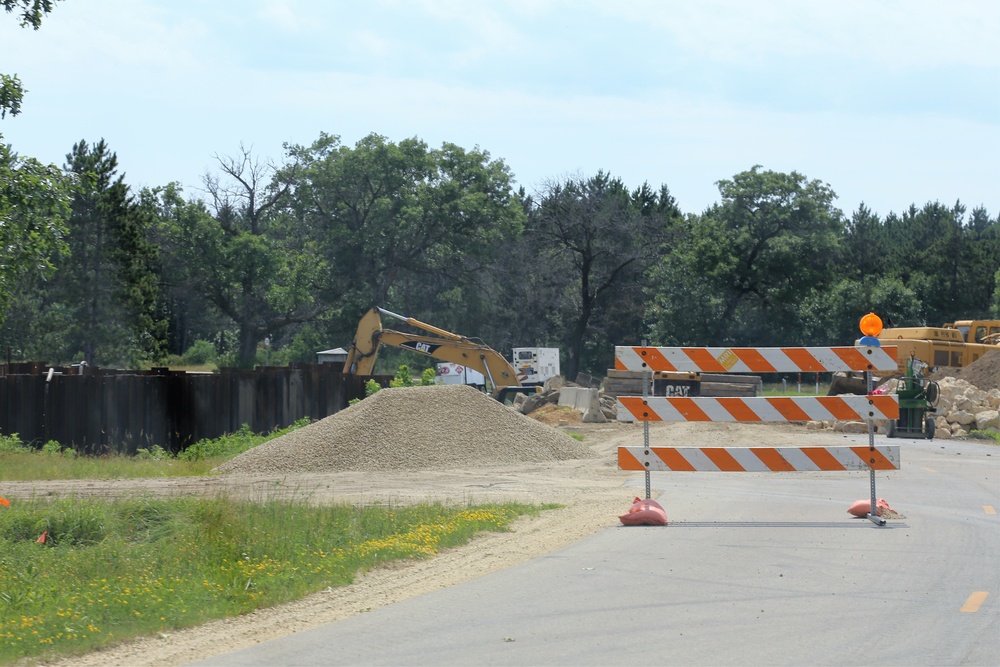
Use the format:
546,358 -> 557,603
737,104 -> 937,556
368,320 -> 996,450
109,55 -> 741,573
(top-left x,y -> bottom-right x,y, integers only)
192,435 -> 999,667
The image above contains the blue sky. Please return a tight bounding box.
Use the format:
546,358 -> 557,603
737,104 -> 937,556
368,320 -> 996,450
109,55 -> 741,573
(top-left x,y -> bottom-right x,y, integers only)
2,0 -> 998,217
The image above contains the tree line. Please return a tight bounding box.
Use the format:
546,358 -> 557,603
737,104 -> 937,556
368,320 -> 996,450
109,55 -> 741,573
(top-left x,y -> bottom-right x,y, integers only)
3,3 -> 999,381
3,136 -> 998,381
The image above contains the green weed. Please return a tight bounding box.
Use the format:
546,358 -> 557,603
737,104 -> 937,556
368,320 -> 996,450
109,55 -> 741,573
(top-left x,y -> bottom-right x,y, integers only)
0,420 -> 311,481
969,429 -> 1000,444
0,495 -> 545,664
760,381 -> 831,396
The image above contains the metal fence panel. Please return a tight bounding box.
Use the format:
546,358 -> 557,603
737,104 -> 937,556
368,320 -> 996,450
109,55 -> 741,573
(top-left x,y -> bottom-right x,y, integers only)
0,364 -> 384,454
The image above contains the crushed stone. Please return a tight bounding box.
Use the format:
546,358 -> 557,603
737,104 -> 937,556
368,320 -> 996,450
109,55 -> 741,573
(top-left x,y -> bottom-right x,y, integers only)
216,384 -> 597,475
929,350 -> 999,392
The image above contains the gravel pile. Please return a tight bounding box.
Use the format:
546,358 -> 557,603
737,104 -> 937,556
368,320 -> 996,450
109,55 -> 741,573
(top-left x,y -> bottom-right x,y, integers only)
930,350 -> 1000,392
217,384 -> 597,474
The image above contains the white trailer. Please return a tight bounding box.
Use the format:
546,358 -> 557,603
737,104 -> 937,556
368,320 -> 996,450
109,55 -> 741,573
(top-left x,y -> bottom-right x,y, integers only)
511,347 -> 560,386
436,362 -> 486,390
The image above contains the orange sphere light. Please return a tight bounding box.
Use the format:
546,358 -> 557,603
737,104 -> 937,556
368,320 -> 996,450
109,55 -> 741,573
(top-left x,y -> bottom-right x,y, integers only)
859,312 -> 883,337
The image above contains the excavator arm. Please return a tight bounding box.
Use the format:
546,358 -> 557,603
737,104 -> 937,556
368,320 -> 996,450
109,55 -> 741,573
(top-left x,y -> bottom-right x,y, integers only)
370,330 -> 521,388
342,307 -> 384,376
343,307 -> 525,391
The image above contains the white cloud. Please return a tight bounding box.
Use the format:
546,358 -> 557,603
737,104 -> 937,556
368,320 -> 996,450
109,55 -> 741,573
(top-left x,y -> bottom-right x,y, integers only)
602,0 -> 1000,68
347,30 -> 397,60
256,0 -> 300,33
0,0 -> 996,215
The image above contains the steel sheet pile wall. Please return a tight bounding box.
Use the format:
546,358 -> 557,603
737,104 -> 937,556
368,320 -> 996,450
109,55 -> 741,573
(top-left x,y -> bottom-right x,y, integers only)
0,365 -> 382,454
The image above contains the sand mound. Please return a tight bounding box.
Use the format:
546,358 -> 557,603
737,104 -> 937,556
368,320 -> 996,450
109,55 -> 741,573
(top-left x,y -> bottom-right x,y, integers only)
527,404 -> 584,426
929,350 -> 1000,392
217,384 -> 597,475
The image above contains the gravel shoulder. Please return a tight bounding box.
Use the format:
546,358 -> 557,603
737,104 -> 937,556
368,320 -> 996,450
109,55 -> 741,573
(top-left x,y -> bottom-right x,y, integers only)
27,420 -> 856,667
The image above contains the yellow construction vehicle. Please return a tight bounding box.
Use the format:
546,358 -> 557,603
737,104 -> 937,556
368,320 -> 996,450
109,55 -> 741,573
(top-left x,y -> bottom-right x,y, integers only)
943,319 -> 1000,346
878,319 -> 999,372
343,307 -> 537,403
828,318 -> 999,396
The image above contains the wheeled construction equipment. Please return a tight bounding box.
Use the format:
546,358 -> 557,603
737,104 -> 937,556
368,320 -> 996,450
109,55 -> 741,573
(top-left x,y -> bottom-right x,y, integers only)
886,355 -> 940,439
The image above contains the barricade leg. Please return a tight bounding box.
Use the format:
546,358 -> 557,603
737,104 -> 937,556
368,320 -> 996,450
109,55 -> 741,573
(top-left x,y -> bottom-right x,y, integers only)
643,362 -> 651,500
866,370 -> 886,526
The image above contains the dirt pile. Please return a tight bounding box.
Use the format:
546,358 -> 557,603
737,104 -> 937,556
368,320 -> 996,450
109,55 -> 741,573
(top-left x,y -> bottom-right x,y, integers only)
527,404 -> 584,426
217,384 -> 597,475
930,350 -> 1000,392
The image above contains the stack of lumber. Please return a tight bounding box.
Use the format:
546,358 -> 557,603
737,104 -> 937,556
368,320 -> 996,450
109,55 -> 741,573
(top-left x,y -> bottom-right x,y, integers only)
602,370 -> 761,398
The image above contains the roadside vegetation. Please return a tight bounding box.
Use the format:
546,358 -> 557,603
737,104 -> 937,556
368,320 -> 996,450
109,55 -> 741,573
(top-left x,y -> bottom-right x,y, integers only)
0,419 -> 312,481
0,406 -> 554,665
761,380 -> 830,396
970,429 -> 1000,444
0,494 -> 547,665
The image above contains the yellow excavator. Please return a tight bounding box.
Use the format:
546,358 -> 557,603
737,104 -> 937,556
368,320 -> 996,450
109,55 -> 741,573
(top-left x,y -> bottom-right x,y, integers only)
342,307 -> 537,403
827,317 -> 999,396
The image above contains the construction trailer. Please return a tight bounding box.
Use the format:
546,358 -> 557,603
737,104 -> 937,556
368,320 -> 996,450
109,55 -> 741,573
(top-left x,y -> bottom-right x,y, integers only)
511,347 -> 560,386
435,362 -> 486,391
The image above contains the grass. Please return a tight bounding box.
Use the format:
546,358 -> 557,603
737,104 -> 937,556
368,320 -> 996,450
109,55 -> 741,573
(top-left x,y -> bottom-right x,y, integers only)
969,429 -> 1000,444
760,381 -> 830,396
0,425 -> 557,664
0,494 -> 548,665
0,420 -> 309,481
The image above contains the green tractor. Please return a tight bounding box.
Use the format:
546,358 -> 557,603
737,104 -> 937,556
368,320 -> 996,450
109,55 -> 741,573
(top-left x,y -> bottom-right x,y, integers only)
886,356 -> 940,439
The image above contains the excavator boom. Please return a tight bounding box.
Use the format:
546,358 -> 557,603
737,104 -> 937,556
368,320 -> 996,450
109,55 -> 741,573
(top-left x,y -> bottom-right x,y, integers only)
376,307 -> 465,342
343,307 -> 525,392
375,330 -> 521,388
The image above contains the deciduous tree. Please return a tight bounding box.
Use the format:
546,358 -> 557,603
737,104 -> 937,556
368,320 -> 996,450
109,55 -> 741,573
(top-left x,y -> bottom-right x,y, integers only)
283,132 -> 525,349
157,146 -> 328,368
648,166 -> 842,346
529,172 -> 680,379
1,0 -> 60,118
0,143 -> 69,335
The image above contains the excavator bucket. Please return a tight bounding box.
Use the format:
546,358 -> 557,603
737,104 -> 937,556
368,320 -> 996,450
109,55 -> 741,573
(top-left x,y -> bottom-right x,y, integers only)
343,308 -> 383,375
826,372 -> 870,396
826,371 -> 895,396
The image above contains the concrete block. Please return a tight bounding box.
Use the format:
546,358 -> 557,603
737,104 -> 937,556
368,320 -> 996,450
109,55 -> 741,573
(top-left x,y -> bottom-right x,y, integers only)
558,387 -> 599,412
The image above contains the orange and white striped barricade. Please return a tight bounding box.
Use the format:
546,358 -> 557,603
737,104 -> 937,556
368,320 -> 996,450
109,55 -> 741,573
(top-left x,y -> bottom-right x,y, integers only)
616,394 -> 899,423
614,345 -> 898,375
613,344 -> 901,526
617,444 -> 900,472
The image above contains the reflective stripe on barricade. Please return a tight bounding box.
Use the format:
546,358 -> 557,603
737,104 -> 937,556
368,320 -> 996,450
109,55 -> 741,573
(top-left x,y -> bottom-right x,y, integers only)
617,394 -> 900,423
614,345 -> 898,374
618,445 -> 900,472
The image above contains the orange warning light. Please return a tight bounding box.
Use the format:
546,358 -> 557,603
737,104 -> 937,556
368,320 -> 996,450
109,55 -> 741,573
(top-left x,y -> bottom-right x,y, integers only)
859,312 -> 883,337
